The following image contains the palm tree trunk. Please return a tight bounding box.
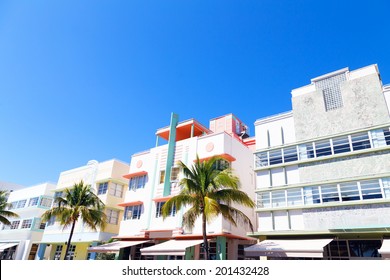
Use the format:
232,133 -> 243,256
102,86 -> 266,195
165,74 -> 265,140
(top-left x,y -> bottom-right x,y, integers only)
202,211 -> 209,260
63,220 -> 76,260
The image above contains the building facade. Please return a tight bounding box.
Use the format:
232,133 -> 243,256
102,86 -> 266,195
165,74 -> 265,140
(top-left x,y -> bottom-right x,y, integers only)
39,159 -> 129,260
90,113 -> 257,260
0,182 -> 56,260
246,64 -> 390,259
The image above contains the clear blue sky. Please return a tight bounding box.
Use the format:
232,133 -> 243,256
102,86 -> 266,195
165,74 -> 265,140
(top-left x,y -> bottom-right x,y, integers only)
1,0 -> 389,186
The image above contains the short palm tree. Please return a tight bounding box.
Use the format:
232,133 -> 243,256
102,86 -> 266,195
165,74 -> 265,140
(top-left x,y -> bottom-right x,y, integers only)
41,181 -> 107,260
0,190 -> 19,225
162,156 -> 255,260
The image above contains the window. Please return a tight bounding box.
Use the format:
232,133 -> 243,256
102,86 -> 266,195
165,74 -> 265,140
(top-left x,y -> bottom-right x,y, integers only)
124,205 -> 142,220
255,152 -> 268,167
98,182 -> 109,195
303,186 -> 321,205
10,221 -> 20,230
54,191 -> 63,199
54,245 -> 63,260
360,180 -> 382,200
39,197 -> 53,208
351,132 -> 371,151
370,129 -> 387,148
348,240 -> 381,258
9,201 -> 17,210
213,159 -> 230,171
269,150 -> 283,165
47,216 -> 56,226
28,197 -> 39,207
382,178 -> 390,198
170,167 -> 180,182
106,209 -> 119,224
283,147 -> 298,163
65,245 -> 76,260
21,219 -> 33,229
332,136 -> 351,154
129,176 -> 146,191
287,188 -> 303,206
320,185 -> 340,203
159,171 -> 165,184
298,143 -> 314,160
271,191 -> 286,207
257,192 -> 270,208
109,183 -> 123,197
315,139 -> 332,157
155,201 -> 176,218
340,182 -> 360,201
17,200 -> 26,208
383,128 -> 390,145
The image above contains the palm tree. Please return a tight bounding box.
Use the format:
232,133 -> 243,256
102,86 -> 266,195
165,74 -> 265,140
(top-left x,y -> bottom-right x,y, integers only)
0,190 -> 19,225
162,156 -> 255,260
41,180 -> 107,260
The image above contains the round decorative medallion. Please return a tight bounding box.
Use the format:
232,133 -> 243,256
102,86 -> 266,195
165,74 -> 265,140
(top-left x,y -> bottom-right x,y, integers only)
136,160 -> 143,168
206,142 -> 214,152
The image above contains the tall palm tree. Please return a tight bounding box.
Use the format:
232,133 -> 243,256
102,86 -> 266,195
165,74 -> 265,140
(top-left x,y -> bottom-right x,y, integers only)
41,181 -> 106,260
0,190 -> 19,225
162,156 -> 255,260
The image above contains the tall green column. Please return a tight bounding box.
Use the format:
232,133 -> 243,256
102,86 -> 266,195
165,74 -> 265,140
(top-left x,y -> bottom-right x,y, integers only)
216,236 -> 227,260
163,113 -> 179,197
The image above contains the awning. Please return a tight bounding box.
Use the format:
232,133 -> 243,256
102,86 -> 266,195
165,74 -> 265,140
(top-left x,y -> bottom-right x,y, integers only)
0,242 -> 19,252
379,239 -> 390,255
123,171 -> 148,179
117,200 -> 143,207
141,239 -> 204,256
244,239 -> 333,258
88,240 -> 150,253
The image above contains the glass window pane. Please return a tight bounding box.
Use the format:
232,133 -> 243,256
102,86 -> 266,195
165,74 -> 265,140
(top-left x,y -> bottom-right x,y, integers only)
255,152 -> 268,167
321,185 -> 340,203
271,190 -> 286,207
303,186 -> 321,204
382,178 -> 390,198
257,192 -> 270,208
360,180 -> 382,200
315,140 -> 332,157
351,132 -> 371,151
383,128 -> 390,145
287,188 -> 302,206
348,240 -> 381,258
370,129 -> 387,148
269,150 -> 283,165
283,147 -> 298,163
340,182 -> 360,201
332,136 -> 351,154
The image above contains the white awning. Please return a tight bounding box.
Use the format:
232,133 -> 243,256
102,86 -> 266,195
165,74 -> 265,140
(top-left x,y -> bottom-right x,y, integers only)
141,239 -> 204,256
245,239 -> 333,258
379,239 -> 390,255
0,242 -> 19,252
88,240 -> 150,253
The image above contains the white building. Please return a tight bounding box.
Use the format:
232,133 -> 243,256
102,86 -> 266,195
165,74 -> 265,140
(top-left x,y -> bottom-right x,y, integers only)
246,64 -> 390,259
90,113 -> 257,260
0,182 -> 56,260
39,159 -> 129,260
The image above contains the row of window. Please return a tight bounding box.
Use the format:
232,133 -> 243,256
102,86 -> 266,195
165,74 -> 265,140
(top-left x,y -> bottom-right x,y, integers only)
2,219 -> 46,230
135,160 -> 229,189
255,127 -> 390,168
256,177 -> 390,209
8,196 -> 53,210
123,202 -> 176,221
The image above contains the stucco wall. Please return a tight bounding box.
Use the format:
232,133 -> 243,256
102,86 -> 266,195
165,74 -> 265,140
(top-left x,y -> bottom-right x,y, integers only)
298,150 -> 390,183
292,73 -> 390,141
